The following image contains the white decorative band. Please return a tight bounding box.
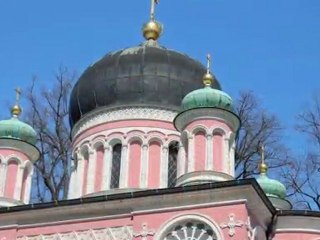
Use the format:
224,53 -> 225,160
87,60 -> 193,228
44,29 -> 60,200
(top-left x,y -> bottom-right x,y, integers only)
17,226 -> 133,240
72,106 -> 178,139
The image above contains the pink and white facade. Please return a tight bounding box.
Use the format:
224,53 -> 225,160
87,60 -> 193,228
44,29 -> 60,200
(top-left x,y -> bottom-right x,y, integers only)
1,4 -> 320,240
0,136 -> 39,207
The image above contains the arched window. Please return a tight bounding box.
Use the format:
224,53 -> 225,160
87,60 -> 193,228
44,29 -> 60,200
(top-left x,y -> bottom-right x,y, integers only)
163,221 -> 218,240
110,144 -> 122,189
167,141 -> 178,188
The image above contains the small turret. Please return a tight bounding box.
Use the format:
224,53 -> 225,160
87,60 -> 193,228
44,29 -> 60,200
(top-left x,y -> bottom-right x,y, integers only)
0,88 -> 40,207
174,54 -> 240,186
256,146 -> 292,210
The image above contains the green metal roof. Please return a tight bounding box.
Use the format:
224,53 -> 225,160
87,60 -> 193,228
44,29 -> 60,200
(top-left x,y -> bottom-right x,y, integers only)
0,117 -> 37,145
256,174 -> 286,199
181,86 -> 234,112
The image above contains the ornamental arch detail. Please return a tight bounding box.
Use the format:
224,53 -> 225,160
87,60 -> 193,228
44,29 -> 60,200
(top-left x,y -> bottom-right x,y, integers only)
154,214 -> 224,240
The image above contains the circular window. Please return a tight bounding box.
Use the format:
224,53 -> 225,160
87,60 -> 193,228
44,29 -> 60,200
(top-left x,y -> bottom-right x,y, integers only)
163,221 -> 218,240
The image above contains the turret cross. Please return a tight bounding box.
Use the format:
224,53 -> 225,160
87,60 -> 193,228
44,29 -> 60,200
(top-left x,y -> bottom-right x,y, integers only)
220,214 -> 244,237
15,87 -> 21,104
150,0 -> 159,20
260,145 -> 265,165
207,54 -> 211,74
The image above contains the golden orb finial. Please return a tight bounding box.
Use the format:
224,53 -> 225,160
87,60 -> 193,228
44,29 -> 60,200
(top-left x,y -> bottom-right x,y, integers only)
203,54 -> 214,87
11,87 -> 22,117
259,145 -> 268,174
142,0 -> 163,41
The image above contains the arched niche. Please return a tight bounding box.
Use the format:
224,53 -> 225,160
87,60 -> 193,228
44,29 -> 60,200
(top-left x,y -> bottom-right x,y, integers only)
4,157 -> 21,198
148,139 -> 162,188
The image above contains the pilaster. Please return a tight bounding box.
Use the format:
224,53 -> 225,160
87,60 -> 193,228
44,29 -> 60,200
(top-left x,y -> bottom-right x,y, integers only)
187,135 -> 194,172
86,147 -> 97,194
119,144 -> 129,188
160,145 -> 169,188
102,144 -> 112,191
23,167 -> 33,203
76,154 -> 85,197
140,144 -> 149,188
0,163 -> 7,196
206,134 -> 213,171
177,143 -> 186,178
14,165 -> 25,200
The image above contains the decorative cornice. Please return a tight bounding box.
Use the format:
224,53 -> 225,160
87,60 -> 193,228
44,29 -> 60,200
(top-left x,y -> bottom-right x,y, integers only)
72,106 -> 178,139
17,226 -> 133,240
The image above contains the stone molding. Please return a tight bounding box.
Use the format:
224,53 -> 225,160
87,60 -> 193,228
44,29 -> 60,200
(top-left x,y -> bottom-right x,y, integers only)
72,106 -> 178,139
17,226 -> 133,240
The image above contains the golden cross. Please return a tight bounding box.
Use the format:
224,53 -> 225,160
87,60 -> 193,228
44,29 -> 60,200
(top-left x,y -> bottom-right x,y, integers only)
15,87 -> 21,104
206,54 -> 211,74
150,0 -> 159,21
260,145 -> 265,165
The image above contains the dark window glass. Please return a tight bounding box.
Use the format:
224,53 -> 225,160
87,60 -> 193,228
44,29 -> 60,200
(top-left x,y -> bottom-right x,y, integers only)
164,221 -> 217,240
168,141 -> 178,188
110,144 -> 122,189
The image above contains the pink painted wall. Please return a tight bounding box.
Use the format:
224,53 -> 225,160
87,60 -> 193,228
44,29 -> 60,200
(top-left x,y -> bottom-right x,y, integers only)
128,141 -> 142,188
73,120 -> 176,146
273,232 -> 320,240
185,119 -> 232,133
213,133 -> 224,172
94,146 -> 104,192
0,149 -> 29,161
194,131 -> 206,171
5,201 -> 250,240
148,141 -> 161,188
82,152 -> 89,195
4,160 -> 18,198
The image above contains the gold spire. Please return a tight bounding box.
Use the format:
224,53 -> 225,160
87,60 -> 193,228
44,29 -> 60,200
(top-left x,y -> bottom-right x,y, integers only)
203,54 -> 214,87
142,0 -> 163,41
259,145 -> 268,174
11,87 -> 22,117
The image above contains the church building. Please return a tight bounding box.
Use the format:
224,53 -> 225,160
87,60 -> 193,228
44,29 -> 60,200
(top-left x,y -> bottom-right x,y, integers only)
0,1 -> 319,239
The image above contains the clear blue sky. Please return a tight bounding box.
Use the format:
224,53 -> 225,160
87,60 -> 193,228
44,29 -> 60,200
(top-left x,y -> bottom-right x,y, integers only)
0,0 -> 320,153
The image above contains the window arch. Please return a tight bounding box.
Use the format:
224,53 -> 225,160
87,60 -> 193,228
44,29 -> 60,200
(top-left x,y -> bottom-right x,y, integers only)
110,143 -> 122,189
167,141 -> 179,188
162,220 -> 218,240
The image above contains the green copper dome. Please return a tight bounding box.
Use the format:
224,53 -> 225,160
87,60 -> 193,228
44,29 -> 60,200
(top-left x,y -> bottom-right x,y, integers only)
181,86 -> 234,112
0,117 -> 37,146
257,174 -> 286,199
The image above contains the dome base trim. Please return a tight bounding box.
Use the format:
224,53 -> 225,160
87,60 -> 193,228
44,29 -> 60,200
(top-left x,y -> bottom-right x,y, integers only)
0,138 -> 40,162
174,107 -> 241,133
72,105 -> 178,139
176,171 -> 234,187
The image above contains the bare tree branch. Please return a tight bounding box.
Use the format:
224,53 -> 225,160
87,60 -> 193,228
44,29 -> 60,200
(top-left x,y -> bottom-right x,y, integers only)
24,66 -> 75,202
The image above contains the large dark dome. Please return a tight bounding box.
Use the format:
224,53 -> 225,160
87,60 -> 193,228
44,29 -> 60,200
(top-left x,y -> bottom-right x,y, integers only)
69,41 -> 221,128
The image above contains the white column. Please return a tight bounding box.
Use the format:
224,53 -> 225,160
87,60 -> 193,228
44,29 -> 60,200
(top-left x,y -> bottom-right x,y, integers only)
0,163 -> 7,196
160,145 -> 169,188
206,134 -> 213,171
229,141 -> 236,177
223,137 -> 230,174
68,159 -> 77,199
14,166 -> 24,200
76,155 -> 85,197
177,143 -> 185,178
102,144 -> 112,191
24,167 -> 33,203
119,144 -> 129,188
140,144 -> 149,188
86,147 -> 97,194
187,135 -> 195,172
